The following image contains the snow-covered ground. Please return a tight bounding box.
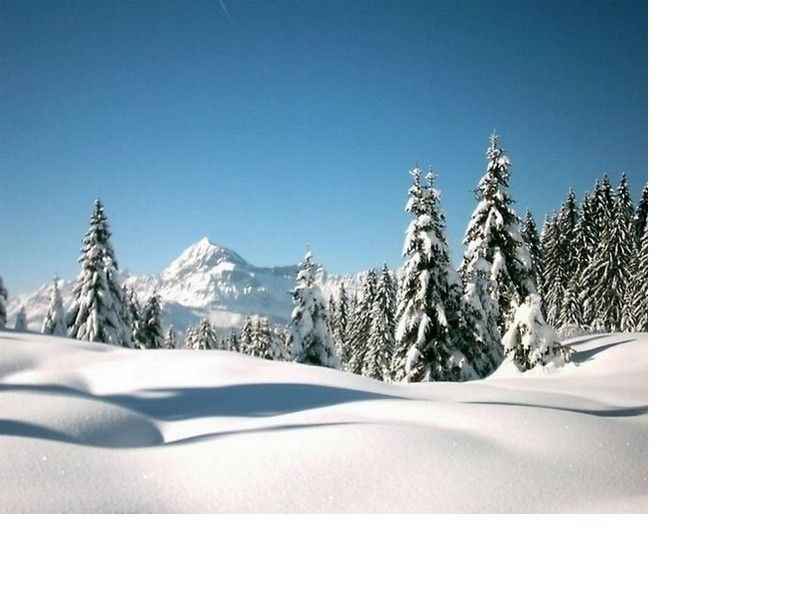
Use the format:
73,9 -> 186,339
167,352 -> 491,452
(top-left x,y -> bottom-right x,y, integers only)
0,331 -> 647,512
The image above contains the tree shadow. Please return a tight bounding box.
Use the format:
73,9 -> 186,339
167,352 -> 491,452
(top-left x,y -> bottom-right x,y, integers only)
462,400 -> 648,417
571,338 -> 635,365
0,382 -> 400,421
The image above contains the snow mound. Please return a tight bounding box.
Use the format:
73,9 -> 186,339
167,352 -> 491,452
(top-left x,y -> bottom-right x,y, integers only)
0,331 -> 647,512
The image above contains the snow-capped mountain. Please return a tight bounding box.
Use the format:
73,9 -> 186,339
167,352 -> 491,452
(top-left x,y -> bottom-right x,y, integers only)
7,237 -> 363,334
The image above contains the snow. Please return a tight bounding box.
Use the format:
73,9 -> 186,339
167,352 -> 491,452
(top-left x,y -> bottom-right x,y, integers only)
0,331 -> 647,512
7,238 -> 365,334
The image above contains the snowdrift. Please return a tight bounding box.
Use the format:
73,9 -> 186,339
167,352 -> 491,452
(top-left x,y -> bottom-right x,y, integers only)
0,331 -> 647,512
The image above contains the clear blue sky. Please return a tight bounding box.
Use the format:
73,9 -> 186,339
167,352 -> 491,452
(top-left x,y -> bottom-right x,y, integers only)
0,0 -> 647,295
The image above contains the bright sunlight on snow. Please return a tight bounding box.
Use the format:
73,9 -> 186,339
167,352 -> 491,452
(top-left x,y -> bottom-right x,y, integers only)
0,330 -> 646,513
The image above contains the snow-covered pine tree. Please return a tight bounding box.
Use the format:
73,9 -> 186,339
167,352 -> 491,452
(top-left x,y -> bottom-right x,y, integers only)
227,330 -> 241,352
346,269 -> 377,374
240,315 -> 256,354
392,168 -> 464,382
0,276 -> 8,328
544,189 -> 580,328
460,133 -> 534,326
14,306 -> 27,331
521,210 -> 544,292
459,237 -> 503,378
139,293 -> 165,349
622,222 -> 648,332
165,326 -> 177,349
189,318 -> 217,350
289,250 -> 340,368
68,199 -> 130,346
42,277 -> 67,336
331,282 -> 350,366
364,264 -> 397,381
501,293 -> 572,372
581,173 -> 635,331
540,212 -> 562,325
576,177 -> 614,328
634,184 -> 648,243
124,285 -> 145,348
247,317 -> 281,359
184,325 -> 196,349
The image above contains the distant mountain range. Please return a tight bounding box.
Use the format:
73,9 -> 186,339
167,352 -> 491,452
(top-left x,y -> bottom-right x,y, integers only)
7,237 -> 363,334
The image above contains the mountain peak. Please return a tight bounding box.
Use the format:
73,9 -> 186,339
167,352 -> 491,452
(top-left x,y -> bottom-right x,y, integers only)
163,237 -> 249,280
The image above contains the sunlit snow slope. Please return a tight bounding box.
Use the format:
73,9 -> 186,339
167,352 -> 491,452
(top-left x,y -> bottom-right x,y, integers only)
0,331 -> 647,513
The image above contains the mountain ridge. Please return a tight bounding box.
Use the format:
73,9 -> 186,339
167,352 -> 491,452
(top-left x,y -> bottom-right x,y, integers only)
7,237 -> 364,334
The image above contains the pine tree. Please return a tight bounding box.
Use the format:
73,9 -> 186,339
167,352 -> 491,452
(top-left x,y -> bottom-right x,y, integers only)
0,276 -> 8,328
582,173 -> 635,331
623,222 -> 648,332
543,189 -> 580,328
634,184 -> 648,242
42,277 -> 67,336
188,318 -> 217,350
140,293 -> 165,349
14,306 -> 27,331
521,210 -> 544,291
124,286 -> 145,348
289,250 -> 340,368
347,269 -> 377,374
460,133 -> 534,326
226,330 -> 241,352
501,293 -> 572,372
331,282 -> 350,366
165,326 -> 177,349
364,264 -> 397,381
240,315 -> 257,355
392,168 -> 464,382
459,238 -> 503,378
577,177 -> 614,328
184,325 -> 196,349
540,212 -> 562,325
247,317 -> 283,359
68,199 -> 130,346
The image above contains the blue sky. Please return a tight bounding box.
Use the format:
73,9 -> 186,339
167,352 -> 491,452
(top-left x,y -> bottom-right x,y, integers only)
0,0 -> 647,294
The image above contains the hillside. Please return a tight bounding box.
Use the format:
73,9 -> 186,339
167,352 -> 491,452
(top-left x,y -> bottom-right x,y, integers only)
0,331 -> 647,513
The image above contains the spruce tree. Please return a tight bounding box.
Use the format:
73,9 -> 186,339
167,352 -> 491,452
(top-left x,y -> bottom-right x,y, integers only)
460,133 -> 534,326
189,318 -> 217,350
69,199 -> 130,346
521,210 -> 544,291
577,177 -> 614,328
459,241 -> 503,378
392,168 -> 464,382
14,306 -> 27,332
543,189 -> 580,328
42,277 -> 67,336
364,264 -> 397,381
125,286 -> 145,348
184,325 -> 196,349
541,212 -> 562,325
240,315 -> 257,355
165,326 -> 177,349
347,269 -> 377,374
582,173 -> 635,331
0,276 -> 8,328
227,330 -> 241,352
289,250 -> 340,368
501,293 -> 572,372
634,184 -> 648,242
140,293 -> 165,349
331,282 -> 351,366
623,222 -> 648,332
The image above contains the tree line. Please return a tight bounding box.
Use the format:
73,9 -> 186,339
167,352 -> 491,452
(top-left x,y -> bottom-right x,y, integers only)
0,133 -> 647,382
